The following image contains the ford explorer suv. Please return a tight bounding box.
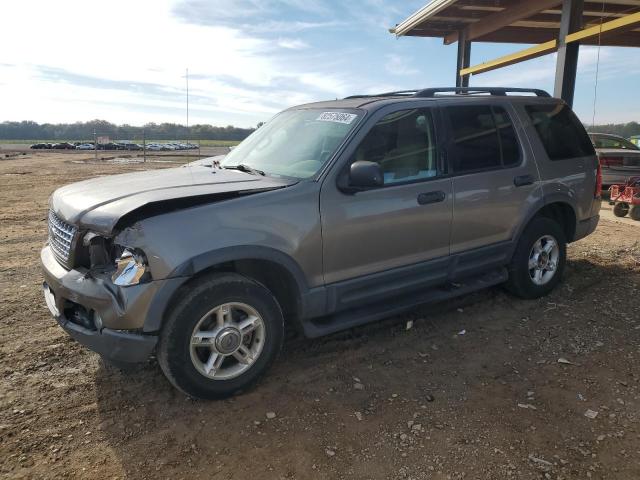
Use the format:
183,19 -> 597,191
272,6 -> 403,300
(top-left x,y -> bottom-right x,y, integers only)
41,87 -> 601,399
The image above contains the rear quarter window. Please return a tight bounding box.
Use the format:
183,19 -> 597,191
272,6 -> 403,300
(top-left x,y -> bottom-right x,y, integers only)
525,103 -> 595,161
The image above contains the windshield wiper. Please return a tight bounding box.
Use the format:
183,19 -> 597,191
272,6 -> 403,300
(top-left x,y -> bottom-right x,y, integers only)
223,164 -> 265,176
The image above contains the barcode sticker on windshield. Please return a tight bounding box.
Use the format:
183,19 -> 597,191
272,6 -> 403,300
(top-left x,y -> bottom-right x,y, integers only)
316,112 -> 358,124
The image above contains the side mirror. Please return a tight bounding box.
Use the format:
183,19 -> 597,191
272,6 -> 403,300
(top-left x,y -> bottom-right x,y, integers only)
349,161 -> 383,189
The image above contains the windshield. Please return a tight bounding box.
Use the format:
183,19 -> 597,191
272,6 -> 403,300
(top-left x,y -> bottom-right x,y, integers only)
590,134 -> 640,151
221,108 -> 362,178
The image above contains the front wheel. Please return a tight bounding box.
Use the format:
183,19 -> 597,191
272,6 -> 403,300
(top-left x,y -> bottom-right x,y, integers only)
505,217 -> 566,299
158,273 -> 284,399
630,205 -> 640,221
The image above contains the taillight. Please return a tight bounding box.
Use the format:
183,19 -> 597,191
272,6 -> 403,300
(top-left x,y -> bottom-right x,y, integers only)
595,162 -> 602,198
599,156 -> 623,166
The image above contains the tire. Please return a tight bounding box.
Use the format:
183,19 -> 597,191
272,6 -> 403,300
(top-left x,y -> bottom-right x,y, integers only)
630,205 -> 640,221
505,217 -> 566,299
157,273 -> 284,399
613,202 -> 629,217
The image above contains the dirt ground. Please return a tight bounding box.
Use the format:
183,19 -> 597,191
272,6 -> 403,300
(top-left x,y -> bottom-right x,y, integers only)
1,150 -> 639,480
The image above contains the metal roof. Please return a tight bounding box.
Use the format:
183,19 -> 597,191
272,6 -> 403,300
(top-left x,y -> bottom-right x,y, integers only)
391,0 -> 640,47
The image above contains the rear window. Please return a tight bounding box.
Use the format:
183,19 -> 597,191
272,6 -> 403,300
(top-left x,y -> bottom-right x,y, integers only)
445,105 -> 521,173
525,103 -> 595,160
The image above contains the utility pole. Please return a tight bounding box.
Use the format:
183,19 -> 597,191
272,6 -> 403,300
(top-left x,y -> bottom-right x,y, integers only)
186,68 -> 189,132
142,129 -> 146,163
186,68 -> 189,164
93,129 -> 97,161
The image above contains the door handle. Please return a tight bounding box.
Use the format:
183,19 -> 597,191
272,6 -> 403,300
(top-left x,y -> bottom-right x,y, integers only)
417,191 -> 446,205
513,174 -> 535,187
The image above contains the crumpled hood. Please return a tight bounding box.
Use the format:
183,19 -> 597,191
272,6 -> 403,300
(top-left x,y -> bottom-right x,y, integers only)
51,164 -> 294,234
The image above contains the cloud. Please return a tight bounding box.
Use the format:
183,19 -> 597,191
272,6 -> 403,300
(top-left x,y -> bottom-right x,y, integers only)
385,54 -> 419,76
171,0 -> 335,28
276,38 -> 310,50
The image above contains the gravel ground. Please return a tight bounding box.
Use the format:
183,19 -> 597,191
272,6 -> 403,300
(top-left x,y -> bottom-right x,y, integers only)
1,151 -> 639,480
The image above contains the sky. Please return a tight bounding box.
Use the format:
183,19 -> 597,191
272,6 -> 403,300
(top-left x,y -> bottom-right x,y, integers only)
1,0 -> 639,128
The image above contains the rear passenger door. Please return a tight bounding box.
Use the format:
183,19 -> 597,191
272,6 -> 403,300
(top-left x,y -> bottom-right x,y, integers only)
444,103 -> 541,260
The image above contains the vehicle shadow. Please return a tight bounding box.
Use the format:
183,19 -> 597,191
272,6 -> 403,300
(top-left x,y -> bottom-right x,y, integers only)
93,257 -> 629,478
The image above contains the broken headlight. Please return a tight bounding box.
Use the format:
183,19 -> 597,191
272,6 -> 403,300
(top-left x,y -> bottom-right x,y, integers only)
111,248 -> 149,286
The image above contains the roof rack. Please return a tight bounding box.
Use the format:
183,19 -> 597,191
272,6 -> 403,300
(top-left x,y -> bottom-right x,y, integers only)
344,90 -> 417,99
344,87 -> 551,100
414,87 -> 551,97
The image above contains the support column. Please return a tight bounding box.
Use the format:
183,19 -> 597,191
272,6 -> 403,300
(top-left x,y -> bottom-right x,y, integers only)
456,30 -> 471,88
554,0 -> 583,106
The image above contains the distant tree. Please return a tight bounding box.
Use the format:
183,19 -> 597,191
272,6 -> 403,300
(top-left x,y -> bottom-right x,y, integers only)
0,119 -> 255,141
585,121 -> 640,138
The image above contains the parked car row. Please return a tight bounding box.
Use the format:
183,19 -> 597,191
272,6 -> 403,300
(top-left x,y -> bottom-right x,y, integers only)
144,142 -> 198,151
30,142 -> 199,151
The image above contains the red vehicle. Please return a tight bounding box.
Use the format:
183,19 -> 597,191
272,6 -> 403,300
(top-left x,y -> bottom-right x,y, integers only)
609,176 -> 640,220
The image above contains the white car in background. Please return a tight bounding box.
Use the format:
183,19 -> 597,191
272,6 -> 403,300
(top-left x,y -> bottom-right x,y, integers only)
76,143 -> 95,150
589,133 -> 640,186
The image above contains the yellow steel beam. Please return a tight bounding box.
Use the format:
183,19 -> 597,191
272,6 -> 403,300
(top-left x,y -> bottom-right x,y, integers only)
565,11 -> 640,43
460,10 -> 640,77
459,40 -> 557,76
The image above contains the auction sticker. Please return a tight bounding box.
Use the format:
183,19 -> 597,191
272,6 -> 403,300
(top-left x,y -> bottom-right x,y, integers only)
316,112 -> 358,124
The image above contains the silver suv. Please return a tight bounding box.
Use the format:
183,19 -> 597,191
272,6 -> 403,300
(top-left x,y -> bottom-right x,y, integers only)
41,87 -> 601,399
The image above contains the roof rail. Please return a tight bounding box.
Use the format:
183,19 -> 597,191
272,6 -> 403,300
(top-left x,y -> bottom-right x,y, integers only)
343,87 -> 551,100
343,90 -> 418,99
414,87 -> 551,97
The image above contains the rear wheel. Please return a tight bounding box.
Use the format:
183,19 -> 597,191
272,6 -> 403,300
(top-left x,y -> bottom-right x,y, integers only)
630,205 -> 640,221
158,273 -> 284,399
505,217 -> 566,299
613,202 -> 630,217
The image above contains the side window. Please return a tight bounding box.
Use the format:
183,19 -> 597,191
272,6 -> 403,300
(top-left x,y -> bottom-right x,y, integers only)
447,105 -> 500,172
525,103 -> 595,160
445,105 -> 521,173
354,108 -> 438,185
494,107 -> 520,166
445,105 -> 521,174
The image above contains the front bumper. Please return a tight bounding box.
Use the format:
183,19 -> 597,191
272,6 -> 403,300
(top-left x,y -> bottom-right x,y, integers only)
41,245 -> 160,363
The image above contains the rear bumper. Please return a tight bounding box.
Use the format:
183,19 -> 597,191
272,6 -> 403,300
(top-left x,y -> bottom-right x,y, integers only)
602,170 -> 640,186
574,215 -> 599,242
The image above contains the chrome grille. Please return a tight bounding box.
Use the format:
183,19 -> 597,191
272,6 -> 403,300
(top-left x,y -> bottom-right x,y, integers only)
48,210 -> 77,266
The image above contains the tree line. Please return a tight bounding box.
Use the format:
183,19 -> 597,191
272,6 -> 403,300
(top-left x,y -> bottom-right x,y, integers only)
585,121 -> 640,138
1,118 -> 639,142
0,120 -> 256,141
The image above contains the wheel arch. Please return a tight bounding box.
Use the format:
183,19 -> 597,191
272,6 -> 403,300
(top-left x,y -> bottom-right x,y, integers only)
534,201 -> 577,242
143,246 -> 312,333
516,197 -> 578,247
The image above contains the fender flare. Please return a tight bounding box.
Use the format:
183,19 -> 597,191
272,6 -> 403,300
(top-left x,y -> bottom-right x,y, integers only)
142,246 -> 311,333
512,193 -> 578,251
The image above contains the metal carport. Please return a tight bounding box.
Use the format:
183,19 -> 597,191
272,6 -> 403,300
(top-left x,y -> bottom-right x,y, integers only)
390,0 -> 640,106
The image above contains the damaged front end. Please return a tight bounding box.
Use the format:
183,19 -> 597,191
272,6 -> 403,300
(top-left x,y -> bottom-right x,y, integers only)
83,232 -> 149,287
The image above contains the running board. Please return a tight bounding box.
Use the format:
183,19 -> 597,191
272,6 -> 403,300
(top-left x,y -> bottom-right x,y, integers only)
302,267 -> 508,338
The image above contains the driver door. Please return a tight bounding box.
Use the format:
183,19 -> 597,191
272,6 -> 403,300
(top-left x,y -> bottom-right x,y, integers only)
320,105 -> 453,305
